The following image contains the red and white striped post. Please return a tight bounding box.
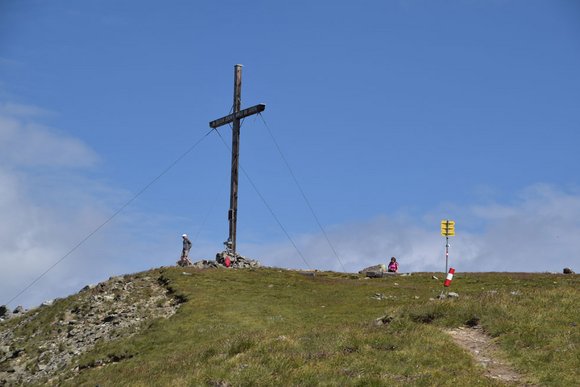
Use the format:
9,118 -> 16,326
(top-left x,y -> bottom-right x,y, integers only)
444,267 -> 455,287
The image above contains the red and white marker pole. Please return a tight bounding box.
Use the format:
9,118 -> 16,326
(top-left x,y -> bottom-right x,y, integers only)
445,236 -> 449,273
444,267 -> 455,287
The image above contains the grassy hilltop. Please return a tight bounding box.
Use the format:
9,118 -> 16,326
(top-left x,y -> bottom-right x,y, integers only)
1,267 -> 578,386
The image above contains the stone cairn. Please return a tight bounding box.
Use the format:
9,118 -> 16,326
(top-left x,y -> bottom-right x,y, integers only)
177,251 -> 261,269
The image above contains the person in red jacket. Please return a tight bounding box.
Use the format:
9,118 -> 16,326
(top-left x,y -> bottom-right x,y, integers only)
387,257 -> 399,273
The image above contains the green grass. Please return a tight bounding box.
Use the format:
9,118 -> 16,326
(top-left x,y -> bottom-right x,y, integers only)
6,268 -> 579,386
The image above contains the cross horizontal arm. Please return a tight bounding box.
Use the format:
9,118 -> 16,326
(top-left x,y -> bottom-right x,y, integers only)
209,103 -> 266,129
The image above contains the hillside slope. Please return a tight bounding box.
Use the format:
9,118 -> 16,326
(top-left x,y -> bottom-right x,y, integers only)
1,272 -> 180,385
1,268 -> 578,386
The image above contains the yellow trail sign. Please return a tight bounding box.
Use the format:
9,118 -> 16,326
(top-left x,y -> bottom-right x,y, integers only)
441,220 -> 455,236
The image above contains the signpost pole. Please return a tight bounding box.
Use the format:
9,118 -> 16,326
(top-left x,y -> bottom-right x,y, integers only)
440,220 -> 456,298
445,235 -> 449,274
440,220 -> 454,274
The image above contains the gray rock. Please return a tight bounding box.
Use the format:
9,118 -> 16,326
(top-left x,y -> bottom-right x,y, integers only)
13,306 -> 25,314
176,257 -> 193,267
436,292 -> 460,299
365,271 -> 384,278
359,264 -> 385,275
0,305 -> 12,319
11,348 -> 25,358
80,284 -> 95,292
465,315 -> 480,327
375,314 -> 394,326
192,259 -> 218,269
563,267 -> 575,274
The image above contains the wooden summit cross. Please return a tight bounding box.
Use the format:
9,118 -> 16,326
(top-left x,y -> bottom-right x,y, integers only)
209,64 -> 265,256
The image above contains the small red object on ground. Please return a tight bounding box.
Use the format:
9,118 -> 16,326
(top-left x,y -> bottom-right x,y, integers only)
444,268 -> 455,287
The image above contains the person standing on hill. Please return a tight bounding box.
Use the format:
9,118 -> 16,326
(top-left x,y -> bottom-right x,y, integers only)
177,234 -> 193,266
388,257 -> 399,273
182,234 -> 192,259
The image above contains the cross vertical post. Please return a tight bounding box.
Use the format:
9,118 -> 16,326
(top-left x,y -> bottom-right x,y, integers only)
229,64 -> 242,255
209,65 -> 266,257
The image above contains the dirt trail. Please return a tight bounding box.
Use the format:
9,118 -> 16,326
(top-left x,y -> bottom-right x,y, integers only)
444,326 -> 534,386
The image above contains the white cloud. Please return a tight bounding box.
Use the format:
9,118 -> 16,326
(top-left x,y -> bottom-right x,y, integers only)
462,185 -> 580,272
245,184 -> 580,274
0,102 -> 98,168
0,103 -> 173,310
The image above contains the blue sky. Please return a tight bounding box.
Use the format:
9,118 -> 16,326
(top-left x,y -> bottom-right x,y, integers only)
1,0 -> 579,308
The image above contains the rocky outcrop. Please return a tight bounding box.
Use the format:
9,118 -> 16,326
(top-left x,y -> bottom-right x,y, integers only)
0,305 -> 28,322
0,273 -> 181,385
